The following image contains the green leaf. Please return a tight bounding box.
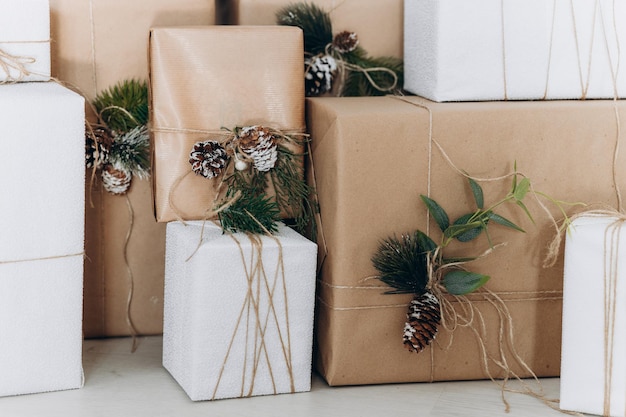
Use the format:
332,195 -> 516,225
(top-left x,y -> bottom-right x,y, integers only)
442,270 -> 490,295
515,200 -> 535,224
513,178 -> 531,202
468,178 -> 484,209
488,212 -> 525,233
420,195 -> 449,232
450,212 -> 486,242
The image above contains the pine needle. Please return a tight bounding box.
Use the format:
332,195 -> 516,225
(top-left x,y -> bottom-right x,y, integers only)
93,79 -> 149,134
108,125 -> 150,178
276,2 -> 333,55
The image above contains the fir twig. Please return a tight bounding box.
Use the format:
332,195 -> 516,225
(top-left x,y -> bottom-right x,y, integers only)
93,79 -> 149,134
108,125 -> 150,178
276,2 -> 333,55
218,191 -> 280,235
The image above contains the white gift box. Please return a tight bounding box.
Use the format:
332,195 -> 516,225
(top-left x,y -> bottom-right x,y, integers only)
0,0 -> 51,82
163,221 -> 317,401
561,215 -> 626,416
404,0 -> 626,102
0,82 -> 85,396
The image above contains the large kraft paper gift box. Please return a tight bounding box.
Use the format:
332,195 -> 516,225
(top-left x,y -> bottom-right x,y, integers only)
233,0 -> 403,59
307,95 -> 626,385
163,222 -> 317,401
48,0 -> 215,337
149,26 -> 304,223
404,0 -> 626,102
0,83 -> 84,396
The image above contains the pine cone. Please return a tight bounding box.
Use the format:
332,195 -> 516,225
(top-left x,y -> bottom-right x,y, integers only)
333,31 -> 359,53
189,140 -> 229,179
304,54 -> 337,96
102,165 -> 132,195
403,292 -> 441,353
236,126 -> 278,172
85,126 -> 113,169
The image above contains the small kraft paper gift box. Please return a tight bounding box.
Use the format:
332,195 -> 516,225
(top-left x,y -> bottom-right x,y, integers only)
49,0 -> 214,338
307,95 -> 626,385
163,221 -> 317,401
0,82 -> 85,396
561,215 -> 626,417
232,0 -> 404,59
0,0 -> 51,82
149,26 -> 305,223
404,0 -> 626,102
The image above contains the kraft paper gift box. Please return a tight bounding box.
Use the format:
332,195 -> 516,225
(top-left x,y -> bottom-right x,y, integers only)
404,0 -> 626,102
0,82 -> 84,396
0,0 -> 51,82
233,0 -> 404,59
149,26 -> 305,223
306,95 -> 626,385
48,0 -> 214,337
561,215 -> 626,417
163,221 -> 317,401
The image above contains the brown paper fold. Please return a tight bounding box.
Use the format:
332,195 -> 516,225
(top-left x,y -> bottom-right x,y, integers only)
307,95 -> 626,385
149,26 -> 305,222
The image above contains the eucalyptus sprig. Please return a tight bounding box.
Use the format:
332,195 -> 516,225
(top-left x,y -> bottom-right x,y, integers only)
373,167 -> 571,297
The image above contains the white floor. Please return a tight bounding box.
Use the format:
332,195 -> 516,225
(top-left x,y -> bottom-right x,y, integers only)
0,336 -> 576,416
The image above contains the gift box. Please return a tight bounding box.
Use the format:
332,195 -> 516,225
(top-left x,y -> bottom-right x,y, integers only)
233,0 -> 403,59
0,82 -> 84,396
49,0 -> 215,337
560,215 -> 626,416
163,221 -> 317,401
306,95 -> 626,385
149,26 -> 305,223
0,0 -> 51,82
404,0 -> 626,102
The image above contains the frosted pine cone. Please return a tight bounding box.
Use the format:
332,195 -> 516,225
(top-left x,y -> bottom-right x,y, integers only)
304,54 -> 337,96
85,126 -> 113,169
102,165 -> 132,195
403,292 -> 441,353
236,126 -> 278,172
333,31 -> 359,53
189,140 -> 229,179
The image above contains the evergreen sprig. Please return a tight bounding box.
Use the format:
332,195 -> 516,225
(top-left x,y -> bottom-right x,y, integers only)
276,2 -> 332,55
108,125 -> 150,178
93,79 -> 149,134
218,190 -> 280,235
341,48 -> 404,97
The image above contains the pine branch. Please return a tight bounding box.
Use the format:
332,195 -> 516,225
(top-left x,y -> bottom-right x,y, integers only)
276,2 -> 333,55
341,48 -> 404,97
218,191 -> 280,235
93,79 -> 149,134
372,231 -> 437,295
108,125 -> 150,179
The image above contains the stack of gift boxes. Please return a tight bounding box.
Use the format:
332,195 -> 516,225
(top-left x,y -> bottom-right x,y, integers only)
0,0 -> 84,397
3,0 -> 626,413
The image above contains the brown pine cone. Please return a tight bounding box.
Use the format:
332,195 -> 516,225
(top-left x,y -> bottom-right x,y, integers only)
403,291 -> 441,353
102,165 -> 132,195
86,126 -> 113,169
236,126 -> 278,172
189,140 -> 229,179
332,31 -> 359,53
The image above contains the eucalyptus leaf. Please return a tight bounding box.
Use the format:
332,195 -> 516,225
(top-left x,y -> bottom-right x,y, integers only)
468,178 -> 484,209
513,178 -> 531,201
450,213 -> 486,242
515,200 -> 535,224
443,270 -> 490,295
488,212 -> 525,233
420,195 -> 449,232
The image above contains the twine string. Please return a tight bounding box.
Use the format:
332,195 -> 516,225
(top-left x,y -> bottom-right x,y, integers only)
0,39 -> 49,83
123,195 -> 140,352
0,252 -> 84,265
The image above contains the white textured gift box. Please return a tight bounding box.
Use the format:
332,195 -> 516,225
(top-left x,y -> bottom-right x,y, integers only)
404,0 -> 626,102
163,221 -> 317,401
0,82 -> 85,396
0,0 -> 51,82
561,215 -> 626,416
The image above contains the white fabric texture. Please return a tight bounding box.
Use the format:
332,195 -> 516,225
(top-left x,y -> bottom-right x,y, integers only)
404,0 -> 626,101
0,0 -> 51,82
163,221 -> 318,401
0,82 -> 85,396
561,215 -> 626,416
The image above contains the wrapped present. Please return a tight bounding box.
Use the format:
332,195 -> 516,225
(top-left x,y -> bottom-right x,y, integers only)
234,0 -> 403,59
163,221 -> 317,401
149,26 -> 305,223
49,0 -> 215,337
560,215 -> 626,417
306,95 -> 626,385
404,0 -> 626,102
0,0 -> 51,82
0,82 -> 84,396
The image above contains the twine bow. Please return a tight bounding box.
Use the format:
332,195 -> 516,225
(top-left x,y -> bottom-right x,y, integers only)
0,46 -> 34,83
